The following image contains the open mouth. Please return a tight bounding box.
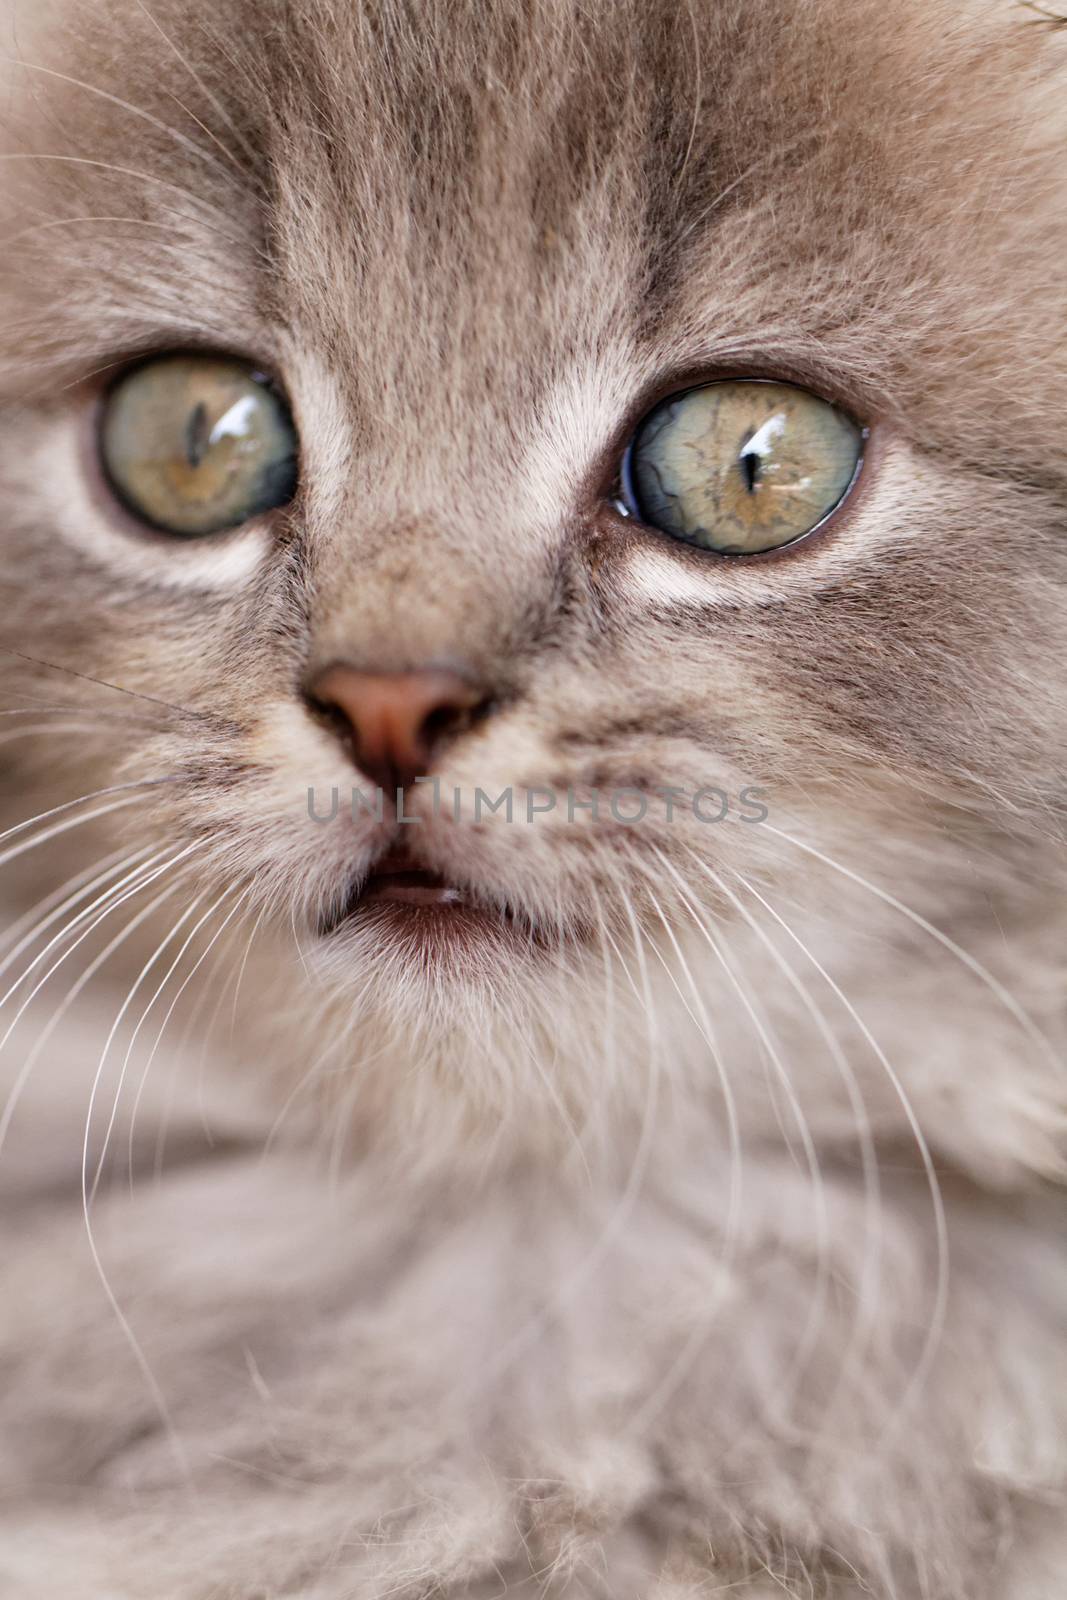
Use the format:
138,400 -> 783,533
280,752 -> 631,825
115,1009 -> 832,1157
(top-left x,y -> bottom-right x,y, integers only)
357,851 -> 468,907
317,845 -> 578,966
320,846 -> 495,938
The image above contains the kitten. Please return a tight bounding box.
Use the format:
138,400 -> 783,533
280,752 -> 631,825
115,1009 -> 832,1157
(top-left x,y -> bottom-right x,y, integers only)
0,0 -> 1065,1594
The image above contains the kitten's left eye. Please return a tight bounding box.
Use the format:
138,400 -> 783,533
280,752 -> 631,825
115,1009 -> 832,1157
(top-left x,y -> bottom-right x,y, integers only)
621,379 -> 864,555
99,353 -> 298,537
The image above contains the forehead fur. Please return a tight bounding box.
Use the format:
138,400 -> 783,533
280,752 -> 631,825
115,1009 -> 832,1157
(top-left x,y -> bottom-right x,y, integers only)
1,0 -> 1065,479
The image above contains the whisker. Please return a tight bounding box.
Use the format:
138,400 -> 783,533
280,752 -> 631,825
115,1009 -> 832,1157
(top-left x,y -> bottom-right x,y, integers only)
61,847 -> 208,1485
289,905 -> 314,983
158,90 -> 247,176
587,884 -> 622,1109
0,645 -> 235,728
612,874 -> 749,1441
191,902 -> 269,1150
515,1022 -> 591,1180
0,844 -> 153,992
0,869 -> 184,1157
0,703 -> 166,727
80,858 -> 215,1199
0,780 -> 165,856
0,843 -> 138,960
151,904 -> 247,1182
324,1034 -> 396,1189
0,152 -> 243,222
228,899 -> 268,1038
643,864 -> 744,1230
264,1027 -> 347,1158
641,876 -> 746,1242
122,884 -> 251,1196
131,0 -> 262,171
0,845 -> 196,1036
639,849 -> 832,1432
0,793 -> 154,876
702,856 -> 884,1419
763,821 -> 1061,1078
3,211 -> 246,252
87,885 -> 218,1205
0,722 -> 163,751
739,869 -> 950,1441
453,891 -> 663,1409
3,59 -> 232,174
81,1112 -> 192,1486
672,1 -> 703,187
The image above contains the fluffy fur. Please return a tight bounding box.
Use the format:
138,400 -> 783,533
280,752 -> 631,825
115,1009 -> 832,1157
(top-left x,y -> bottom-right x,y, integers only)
0,0 -> 1066,1593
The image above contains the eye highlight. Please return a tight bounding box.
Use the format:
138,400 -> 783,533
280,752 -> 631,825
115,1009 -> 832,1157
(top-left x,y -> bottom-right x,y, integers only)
621,379 -> 864,555
99,354 -> 298,537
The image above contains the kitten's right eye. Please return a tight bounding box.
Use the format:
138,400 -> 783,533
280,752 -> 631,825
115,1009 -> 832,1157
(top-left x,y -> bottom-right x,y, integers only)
99,354 -> 299,537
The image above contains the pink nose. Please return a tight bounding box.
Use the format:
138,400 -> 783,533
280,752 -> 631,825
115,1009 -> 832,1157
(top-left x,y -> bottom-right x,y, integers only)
306,664 -> 490,792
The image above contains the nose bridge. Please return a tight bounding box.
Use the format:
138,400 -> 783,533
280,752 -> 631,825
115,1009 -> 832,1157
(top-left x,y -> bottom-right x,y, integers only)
305,479 -> 552,677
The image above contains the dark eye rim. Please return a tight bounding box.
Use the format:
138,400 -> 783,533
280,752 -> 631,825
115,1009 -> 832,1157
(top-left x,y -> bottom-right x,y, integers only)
95,347 -> 300,541
610,374 -> 870,564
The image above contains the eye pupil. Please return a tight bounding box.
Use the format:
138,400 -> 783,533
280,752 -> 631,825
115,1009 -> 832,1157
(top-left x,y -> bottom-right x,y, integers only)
739,450 -> 761,495
185,402 -> 210,469
623,379 -> 863,556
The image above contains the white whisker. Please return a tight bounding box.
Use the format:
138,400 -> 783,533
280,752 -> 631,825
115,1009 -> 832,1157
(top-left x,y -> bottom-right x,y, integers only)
228,900 -> 269,1038
0,845 -> 143,971
640,848 -> 832,1430
0,154 -> 239,228
0,722 -> 160,752
132,0 -> 262,170
0,703 -> 165,727
763,822 -> 1061,1077
87,886 -> 218,1204
4,59 -> 232,174
0,845 -> 189,1023
0,781 -> 162,860
454,890 -> 663,1410
739,869 -> 950,1439
0,871 -> 184,1158
704,857 -> 884,1418
615,873 -> 748,1441
151,911 -> 248,1183
123,885 -> 250,1195
3,210 -> 245,251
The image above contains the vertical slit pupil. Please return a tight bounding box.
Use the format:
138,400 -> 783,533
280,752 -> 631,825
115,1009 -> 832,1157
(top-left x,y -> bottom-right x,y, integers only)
185,402 -> 210,469
740,450 -> 761,494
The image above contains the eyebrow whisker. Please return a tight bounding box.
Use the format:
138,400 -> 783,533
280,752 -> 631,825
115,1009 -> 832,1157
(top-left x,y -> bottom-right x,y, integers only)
1,59 -> 234,175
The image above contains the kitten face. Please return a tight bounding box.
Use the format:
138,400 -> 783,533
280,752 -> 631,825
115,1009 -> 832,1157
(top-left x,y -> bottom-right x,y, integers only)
2,0 -> 1066,1166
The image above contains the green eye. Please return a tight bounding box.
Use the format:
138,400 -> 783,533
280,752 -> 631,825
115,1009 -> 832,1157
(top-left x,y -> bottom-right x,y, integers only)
622,379 -> 863,555
100,354 -> 298,537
